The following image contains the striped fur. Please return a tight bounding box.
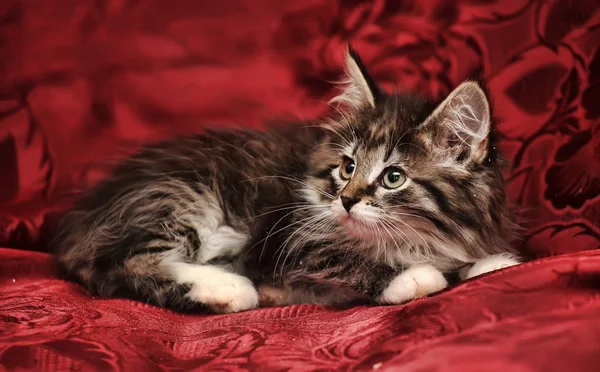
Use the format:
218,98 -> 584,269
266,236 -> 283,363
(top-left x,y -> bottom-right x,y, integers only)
54,48 -> 519,313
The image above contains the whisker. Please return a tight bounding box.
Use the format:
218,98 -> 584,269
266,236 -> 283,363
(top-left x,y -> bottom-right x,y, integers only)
387,211 -> 446,247
386,214 -> 429,247
381,218 -> 428,264
243,175 -> 335,200
248,205 -> 329,261
321,101 -> 358,144
279,214 -> 335,279
308,141 -> 347,153
246,202 -> 325,220
274,212 -> 330,277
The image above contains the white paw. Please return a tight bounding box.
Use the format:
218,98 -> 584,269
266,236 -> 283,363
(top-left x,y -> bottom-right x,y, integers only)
379,264 -> 448,305
461,253 -> 520,280
185,272 -> 259,313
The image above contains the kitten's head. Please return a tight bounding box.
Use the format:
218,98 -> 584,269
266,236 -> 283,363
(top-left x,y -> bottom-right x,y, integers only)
304,46 -> 515,268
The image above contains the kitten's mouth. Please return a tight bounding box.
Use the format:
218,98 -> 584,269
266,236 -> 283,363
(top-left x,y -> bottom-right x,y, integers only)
337,214 -> 381,241
331,199 -> 383,242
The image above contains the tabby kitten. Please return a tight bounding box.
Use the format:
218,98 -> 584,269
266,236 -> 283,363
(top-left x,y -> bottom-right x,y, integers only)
55,47 -> 520,313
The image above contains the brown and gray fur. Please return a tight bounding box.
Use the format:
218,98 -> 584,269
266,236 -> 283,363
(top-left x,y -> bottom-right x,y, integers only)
54,46 -> 519,313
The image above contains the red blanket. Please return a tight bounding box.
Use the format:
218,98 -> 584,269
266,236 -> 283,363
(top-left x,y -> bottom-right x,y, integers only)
1,1 -> 599,370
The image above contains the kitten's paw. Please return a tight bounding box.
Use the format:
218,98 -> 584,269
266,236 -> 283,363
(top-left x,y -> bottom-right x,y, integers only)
185,272 -> 259,313
379,264 -> 448,305
461,253 -> 520,280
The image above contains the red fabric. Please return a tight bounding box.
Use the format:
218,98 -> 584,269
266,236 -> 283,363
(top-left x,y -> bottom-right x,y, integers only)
2,248 -> 600,371
1,0 -> 599,370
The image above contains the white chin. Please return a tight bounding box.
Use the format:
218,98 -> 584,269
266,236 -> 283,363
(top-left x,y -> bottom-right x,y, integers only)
339,216 -> 382,242
331,199 -> 384,243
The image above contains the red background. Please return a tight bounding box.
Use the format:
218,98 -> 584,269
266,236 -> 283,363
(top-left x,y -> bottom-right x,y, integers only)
1,1 -> 599,370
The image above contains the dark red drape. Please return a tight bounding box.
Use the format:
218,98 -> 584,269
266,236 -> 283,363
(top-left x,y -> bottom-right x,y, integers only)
1,1 -> 599,370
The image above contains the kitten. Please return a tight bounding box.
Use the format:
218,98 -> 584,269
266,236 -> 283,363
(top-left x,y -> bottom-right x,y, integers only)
54,46 -> 520,313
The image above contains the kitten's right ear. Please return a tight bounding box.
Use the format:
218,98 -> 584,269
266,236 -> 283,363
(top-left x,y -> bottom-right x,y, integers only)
330,44 -> 380,109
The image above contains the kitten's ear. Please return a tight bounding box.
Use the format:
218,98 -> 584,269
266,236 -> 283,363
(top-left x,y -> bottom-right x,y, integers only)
330,44 -> 380,109
422,81 -> 491,163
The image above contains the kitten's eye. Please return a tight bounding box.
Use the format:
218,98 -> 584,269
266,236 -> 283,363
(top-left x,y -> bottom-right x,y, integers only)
340,158 -> 355,180
382,168 -> 406,189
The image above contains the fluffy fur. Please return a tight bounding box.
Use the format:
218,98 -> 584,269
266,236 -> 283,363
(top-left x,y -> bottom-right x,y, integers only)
54,46 -> 520,313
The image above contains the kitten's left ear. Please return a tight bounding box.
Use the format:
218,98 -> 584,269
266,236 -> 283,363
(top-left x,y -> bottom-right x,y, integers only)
330,44 -> 381,109
422,81 -> 491,163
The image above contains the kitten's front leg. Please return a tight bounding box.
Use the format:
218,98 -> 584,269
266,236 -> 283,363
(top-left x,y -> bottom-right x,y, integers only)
167,262 -> 259,313
459,253 -> 520,280
378,264 -> 448,305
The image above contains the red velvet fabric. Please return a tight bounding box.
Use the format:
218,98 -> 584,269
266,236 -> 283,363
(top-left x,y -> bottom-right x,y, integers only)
1,0 -> 599,370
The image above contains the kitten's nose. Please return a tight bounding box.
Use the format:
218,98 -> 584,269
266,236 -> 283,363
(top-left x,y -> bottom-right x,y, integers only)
340,196 -> 360,213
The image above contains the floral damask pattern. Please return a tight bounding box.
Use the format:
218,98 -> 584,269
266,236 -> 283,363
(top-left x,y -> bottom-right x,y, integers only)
2,249 -> 600,370
1,0 -> 599,370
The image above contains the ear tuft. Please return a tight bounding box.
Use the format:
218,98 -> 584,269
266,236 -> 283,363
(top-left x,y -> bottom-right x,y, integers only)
329,44 -> 379,109
422,81 -> 491,163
